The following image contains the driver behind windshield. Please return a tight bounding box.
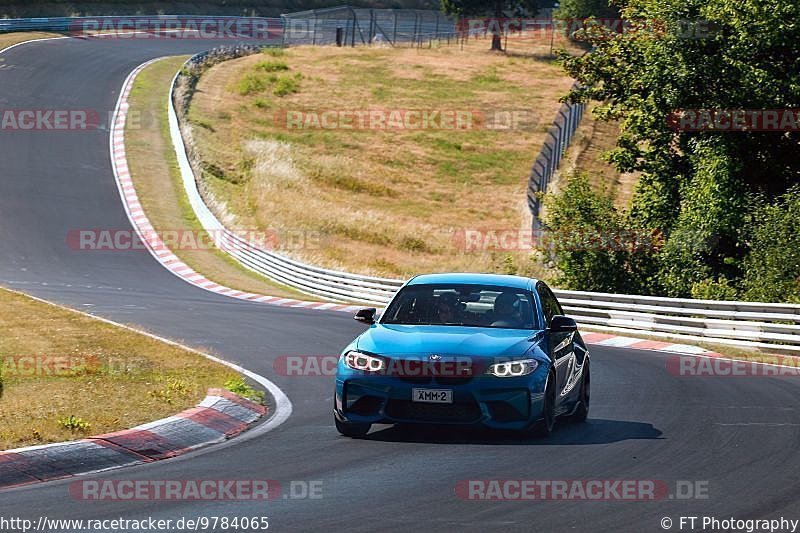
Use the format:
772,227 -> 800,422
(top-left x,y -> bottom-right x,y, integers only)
434,293 -> 459,324
490,291 -> 523,328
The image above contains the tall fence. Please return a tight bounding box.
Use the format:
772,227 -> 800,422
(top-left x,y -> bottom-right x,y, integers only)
527,90 -> 586,231
281,6 -> 456,47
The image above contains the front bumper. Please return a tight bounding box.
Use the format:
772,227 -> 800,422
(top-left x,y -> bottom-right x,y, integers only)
334,365 -> 549,430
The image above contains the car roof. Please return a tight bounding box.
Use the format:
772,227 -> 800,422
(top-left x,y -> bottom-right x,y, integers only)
406,273 -> 538,291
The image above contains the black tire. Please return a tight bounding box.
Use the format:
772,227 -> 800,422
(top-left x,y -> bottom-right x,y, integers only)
335,418 -> 371,438
531,372 -> 557,437
567,362 -> 590,423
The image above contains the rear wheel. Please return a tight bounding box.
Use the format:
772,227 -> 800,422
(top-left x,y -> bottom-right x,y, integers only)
531,372 -> 556,437
567,362 -> 590,423
335,418 -> 371,438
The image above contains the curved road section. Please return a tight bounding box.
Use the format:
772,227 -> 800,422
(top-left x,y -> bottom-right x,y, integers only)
0,36 -> 799,532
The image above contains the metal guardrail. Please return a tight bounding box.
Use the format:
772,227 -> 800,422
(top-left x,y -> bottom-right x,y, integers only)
527,88 -> 586,232
0,17 -> 73,32
554,290 -> 800,353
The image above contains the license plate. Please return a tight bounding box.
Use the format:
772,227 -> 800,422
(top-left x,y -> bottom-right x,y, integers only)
412,388 -> 453,404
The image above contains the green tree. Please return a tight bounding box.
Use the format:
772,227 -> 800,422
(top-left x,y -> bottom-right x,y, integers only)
555,0 -> 619,21
554,0 -> 620,45
558,0 -> 800,300
441,0 -> 541,50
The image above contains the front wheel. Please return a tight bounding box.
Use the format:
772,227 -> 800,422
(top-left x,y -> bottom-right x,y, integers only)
335,418 -> 371,438
531,372 -> 556,437
567,362 -> 590,423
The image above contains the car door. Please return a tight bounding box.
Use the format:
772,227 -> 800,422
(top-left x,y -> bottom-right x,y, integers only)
537,282 -> 575,405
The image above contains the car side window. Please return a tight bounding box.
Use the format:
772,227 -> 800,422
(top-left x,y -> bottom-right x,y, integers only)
536,283 -> 562,327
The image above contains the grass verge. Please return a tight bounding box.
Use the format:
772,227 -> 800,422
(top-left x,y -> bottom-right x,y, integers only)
0,287 -> 242,450
125,55 -> 313,300
547,103 -> 638,211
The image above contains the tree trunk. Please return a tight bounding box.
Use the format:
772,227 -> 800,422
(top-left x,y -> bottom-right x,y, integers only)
491,0 -> 504,51
491,33 -> 503,50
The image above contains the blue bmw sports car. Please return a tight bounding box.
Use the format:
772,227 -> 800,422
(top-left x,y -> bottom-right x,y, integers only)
334,273 -> 590,437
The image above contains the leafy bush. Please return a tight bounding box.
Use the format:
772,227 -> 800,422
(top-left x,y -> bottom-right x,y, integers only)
690,277 -> 739,301
501,254 -> 518,275
225,377 -> 265,404
149,378 -> 192,405
256,59 -> 289,72
58,415 -> 90,432
654,140 -> 747,297
399,236 -> 429,253
741,187 -> 800,303
273,74 -> 301,97
236,73 -> 267,96
541,173 -> 658,294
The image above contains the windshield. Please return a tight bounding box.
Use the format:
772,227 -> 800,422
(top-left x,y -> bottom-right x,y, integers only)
381,284 -> 538,330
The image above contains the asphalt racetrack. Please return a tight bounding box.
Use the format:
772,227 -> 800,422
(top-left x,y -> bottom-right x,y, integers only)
0,36 -> 798,532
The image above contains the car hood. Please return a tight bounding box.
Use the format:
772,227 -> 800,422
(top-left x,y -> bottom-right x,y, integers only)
356,324 -> 543,359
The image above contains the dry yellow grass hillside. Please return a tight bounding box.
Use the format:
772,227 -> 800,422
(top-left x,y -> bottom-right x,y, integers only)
188,40 -> 578,278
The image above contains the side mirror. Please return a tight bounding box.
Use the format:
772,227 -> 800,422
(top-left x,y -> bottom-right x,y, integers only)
354,308 -> 377,325
549,315 -> 577,333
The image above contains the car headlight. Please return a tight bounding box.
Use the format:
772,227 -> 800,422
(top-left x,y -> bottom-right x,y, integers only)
343,351 -> 385,373
487,358 -> 538,377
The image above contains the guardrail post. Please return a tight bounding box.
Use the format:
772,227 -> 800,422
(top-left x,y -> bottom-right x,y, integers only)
312,13 -> 317,45
351,9 -> 356,47
542,139 -> 555,183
